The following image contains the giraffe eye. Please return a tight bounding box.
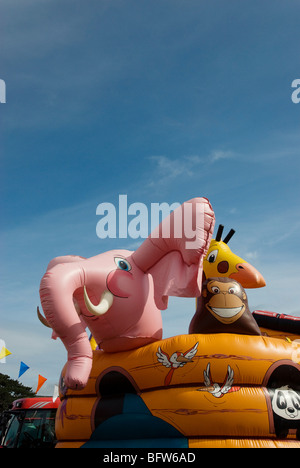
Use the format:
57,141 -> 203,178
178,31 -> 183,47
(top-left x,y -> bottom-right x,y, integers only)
207,249 -> 218,263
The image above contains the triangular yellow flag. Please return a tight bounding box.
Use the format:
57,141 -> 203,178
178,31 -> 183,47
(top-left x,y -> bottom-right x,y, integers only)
89,335 -> 97,350
0,346 -> 12,361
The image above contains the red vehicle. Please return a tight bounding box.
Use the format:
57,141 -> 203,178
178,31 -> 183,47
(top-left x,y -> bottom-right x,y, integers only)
0,397 -> 60,448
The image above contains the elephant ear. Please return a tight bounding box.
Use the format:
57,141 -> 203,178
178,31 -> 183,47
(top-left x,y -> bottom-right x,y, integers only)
147,251 -> 202,310
132,197 -> 215,310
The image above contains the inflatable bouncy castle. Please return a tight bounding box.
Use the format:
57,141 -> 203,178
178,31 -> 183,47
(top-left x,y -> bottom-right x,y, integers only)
38,198 -> 300,448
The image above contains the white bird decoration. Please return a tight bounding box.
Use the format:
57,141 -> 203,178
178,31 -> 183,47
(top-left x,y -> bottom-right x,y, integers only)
156,342 -> 199,386
198,363 -> 239,398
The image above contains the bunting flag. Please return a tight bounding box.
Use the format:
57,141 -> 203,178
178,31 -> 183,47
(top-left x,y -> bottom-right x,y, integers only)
0,346 -> 11,361
0,340 -> 59,400
36,374 -> 47,394
89,334 -> 98,350
18,361 -> 30,378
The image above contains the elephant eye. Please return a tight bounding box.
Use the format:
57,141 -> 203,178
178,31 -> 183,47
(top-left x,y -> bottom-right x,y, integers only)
114,257 -> 132,271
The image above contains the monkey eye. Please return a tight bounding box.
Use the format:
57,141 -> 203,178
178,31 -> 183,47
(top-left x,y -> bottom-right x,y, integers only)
211,286 -> 220,294
228,285 -> 239,294
207,249 -> 218,263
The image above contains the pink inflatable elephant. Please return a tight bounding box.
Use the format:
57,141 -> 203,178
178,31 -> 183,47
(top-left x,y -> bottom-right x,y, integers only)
39,197 -> 215,389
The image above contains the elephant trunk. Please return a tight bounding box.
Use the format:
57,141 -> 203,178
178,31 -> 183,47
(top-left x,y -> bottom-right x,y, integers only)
39,262 -> 93,389
132,197 -> 214,272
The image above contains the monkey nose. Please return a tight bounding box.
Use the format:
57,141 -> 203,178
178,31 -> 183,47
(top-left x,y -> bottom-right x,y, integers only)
230,263 -> 266,288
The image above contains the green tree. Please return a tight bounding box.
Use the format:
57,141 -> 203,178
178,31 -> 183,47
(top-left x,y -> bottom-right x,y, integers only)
0,373 -> 35,412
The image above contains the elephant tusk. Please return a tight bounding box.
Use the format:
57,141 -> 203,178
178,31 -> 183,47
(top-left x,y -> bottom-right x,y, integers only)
83,286 -> 114,316
37,306 -> 52,328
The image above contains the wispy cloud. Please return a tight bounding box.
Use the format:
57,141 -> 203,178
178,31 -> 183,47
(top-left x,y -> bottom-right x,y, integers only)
209,150 -> 234,163
148,150 -> 235,186
149,155 -> 194,181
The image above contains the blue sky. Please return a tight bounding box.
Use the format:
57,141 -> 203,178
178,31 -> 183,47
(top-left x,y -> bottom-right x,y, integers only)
0,0 -> 300,394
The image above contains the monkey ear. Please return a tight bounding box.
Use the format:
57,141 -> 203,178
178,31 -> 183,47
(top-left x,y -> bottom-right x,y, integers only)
242,292 -> 247,300
202,289 -> 207,297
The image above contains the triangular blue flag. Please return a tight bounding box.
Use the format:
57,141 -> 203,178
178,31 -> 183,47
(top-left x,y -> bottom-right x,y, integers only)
18,361 -> 30,378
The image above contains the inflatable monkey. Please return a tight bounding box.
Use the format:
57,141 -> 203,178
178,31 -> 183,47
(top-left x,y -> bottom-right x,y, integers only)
189,277 -> 261,335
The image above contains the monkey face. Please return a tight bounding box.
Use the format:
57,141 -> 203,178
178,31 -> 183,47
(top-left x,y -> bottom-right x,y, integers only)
203,279 -> 247,324
189,277 -> 261,335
